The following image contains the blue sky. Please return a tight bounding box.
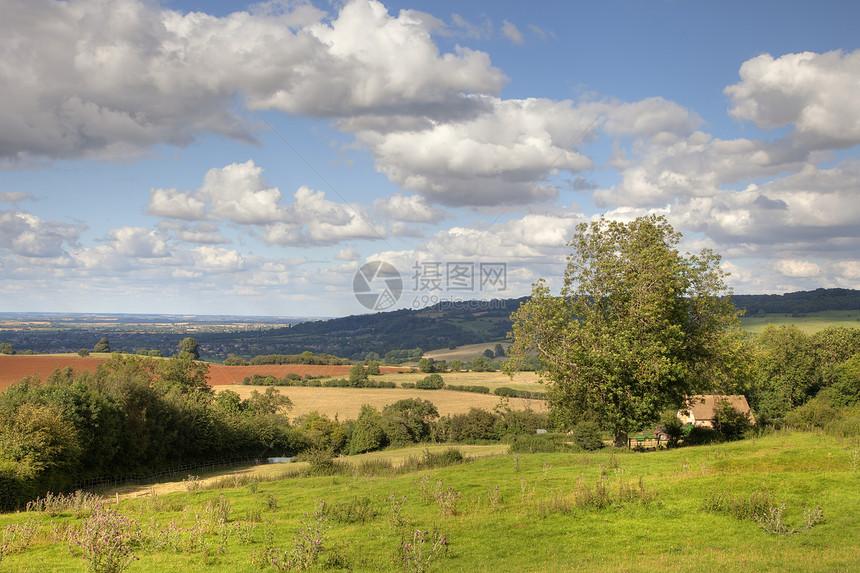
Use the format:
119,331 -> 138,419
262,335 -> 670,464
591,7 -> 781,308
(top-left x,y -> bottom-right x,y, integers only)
2,0 -> 860,317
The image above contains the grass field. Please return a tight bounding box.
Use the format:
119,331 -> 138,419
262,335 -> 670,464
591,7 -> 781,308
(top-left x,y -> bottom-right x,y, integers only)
739,310 -> 860,334
423,341 -> 510,363
221,376 -> 547,421
1,431 -> 857,572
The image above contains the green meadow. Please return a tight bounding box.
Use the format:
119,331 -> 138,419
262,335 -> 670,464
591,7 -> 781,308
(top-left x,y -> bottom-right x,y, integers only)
1,431 -> 858,572
740,310 -> 860,334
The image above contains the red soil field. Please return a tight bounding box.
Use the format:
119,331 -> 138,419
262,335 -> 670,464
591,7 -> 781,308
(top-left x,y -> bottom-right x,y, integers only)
0,355 -> 109,390
0,355 -> 410,391
206,364 -> 409,385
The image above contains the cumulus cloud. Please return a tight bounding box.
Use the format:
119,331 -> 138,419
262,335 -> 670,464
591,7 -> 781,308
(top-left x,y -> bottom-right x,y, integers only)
357,97 -> 596,206
725,50 -> 860,149
0,210 -> 82,257
191,246 -> 245,272
105,227 -> 170,258
147,160 -> 286,224
593,131 -> 811,208
262,187 -> 385,246
158,221 -> 229,245
335,247 -> 361,261
147,188 -> 208,221
373,193 -> 446,223
670,161 -> 860,259
0,0 -> 505,164
775,259 -> 822,278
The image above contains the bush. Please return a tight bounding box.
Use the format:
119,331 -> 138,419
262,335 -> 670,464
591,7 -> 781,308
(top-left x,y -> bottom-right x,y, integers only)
785,395 -> 841,429
493,387 -> 547,400
401,448 -> 465,472
825,412 -> 860,438
713,400 -> 753,440
683,426 -> 724,445
445,385 -> 490,394
416,374 -> 444,389
448,408 -> 498,441
507,433 -> 572,453
572,421 -> 604,450
77,349 -> 90,357
301,448 -> 347,476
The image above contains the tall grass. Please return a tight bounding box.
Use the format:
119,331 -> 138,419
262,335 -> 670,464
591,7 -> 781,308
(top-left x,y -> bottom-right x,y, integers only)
0,432 -> 856,572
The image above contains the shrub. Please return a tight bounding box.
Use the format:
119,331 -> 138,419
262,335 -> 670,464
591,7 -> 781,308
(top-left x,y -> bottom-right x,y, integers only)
825,412 -> 860,438
77,349 -> 90,357
713,399 -> 753,440
701,488 -> 775,521
301,448 -> 347,476
683,426 -> 724,445
508,433 -> 572,453
445,385 -> 490,394
493,387 -> 547,400
572,421 -> 604,451
223,354 -> 248,366
67,508 -> 140,573
448,408 -> 498,441
416,373 -> 444,389
785,394 -> 841,429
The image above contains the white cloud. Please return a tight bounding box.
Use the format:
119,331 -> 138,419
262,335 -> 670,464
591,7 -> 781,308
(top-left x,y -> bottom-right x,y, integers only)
593,131 -> 811,208
147,187 -> 208,220
191,246 -> 245,272
357,96 -> 596,206
0,192 -> 34,203
0,0 -> 505,164
335,247 -> 361,261
670,161 -> 860,254
834,261 -> 860,282
373,193 -> 446,223
0,210 -> 82,258
502,20 -> 523,45
158,221 -> 229,245
775,259 -> 822,278
199,161 -> 287,224
725,50 -> 860,149
262,186 -> 385,245
106,226 -> 170,258
147,160 -> 287,224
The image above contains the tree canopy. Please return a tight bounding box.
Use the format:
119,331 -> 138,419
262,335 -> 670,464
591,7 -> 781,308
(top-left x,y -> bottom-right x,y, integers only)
93,337 -> 110,353
178,337 -> 200,360
509,215 -> 742,445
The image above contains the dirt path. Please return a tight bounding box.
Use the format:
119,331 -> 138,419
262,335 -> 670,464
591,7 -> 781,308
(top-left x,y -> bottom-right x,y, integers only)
104,444 -> 509,501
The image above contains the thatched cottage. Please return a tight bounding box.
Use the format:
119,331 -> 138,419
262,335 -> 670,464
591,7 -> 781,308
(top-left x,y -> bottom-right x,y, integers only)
678,395 -> 756,428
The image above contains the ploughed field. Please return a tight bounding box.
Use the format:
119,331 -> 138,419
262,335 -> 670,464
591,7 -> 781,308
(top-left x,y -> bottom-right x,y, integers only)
205,363 -> 408,385
0,356 -> 546,420
0,355 -> 109,390
0,356 -> 406,390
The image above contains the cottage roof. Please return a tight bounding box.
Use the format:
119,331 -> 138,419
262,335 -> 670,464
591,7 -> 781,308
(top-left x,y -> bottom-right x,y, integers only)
684,395 -> 755,425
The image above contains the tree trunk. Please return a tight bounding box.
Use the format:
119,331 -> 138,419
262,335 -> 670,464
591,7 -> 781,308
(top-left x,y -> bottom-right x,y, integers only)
613,430 -> 628,448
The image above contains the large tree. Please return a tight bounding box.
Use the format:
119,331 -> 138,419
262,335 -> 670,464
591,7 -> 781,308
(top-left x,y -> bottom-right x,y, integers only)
178,337 -> 200,360
93,337 -> 110,353
509,215 -> 742,445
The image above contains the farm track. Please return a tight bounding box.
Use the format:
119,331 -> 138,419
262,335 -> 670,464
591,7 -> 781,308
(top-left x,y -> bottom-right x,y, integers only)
107,443 -> 510,501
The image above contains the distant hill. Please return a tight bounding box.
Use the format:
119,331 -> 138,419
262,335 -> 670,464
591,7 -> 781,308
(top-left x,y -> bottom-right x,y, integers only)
732,288 -> 860,316
196,298 -> 528,361
1,290 -> 857,360
200,289 -> 859,359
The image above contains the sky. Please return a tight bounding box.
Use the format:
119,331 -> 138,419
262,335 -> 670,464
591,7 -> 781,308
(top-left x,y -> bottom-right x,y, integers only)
2,0 -> 860,318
